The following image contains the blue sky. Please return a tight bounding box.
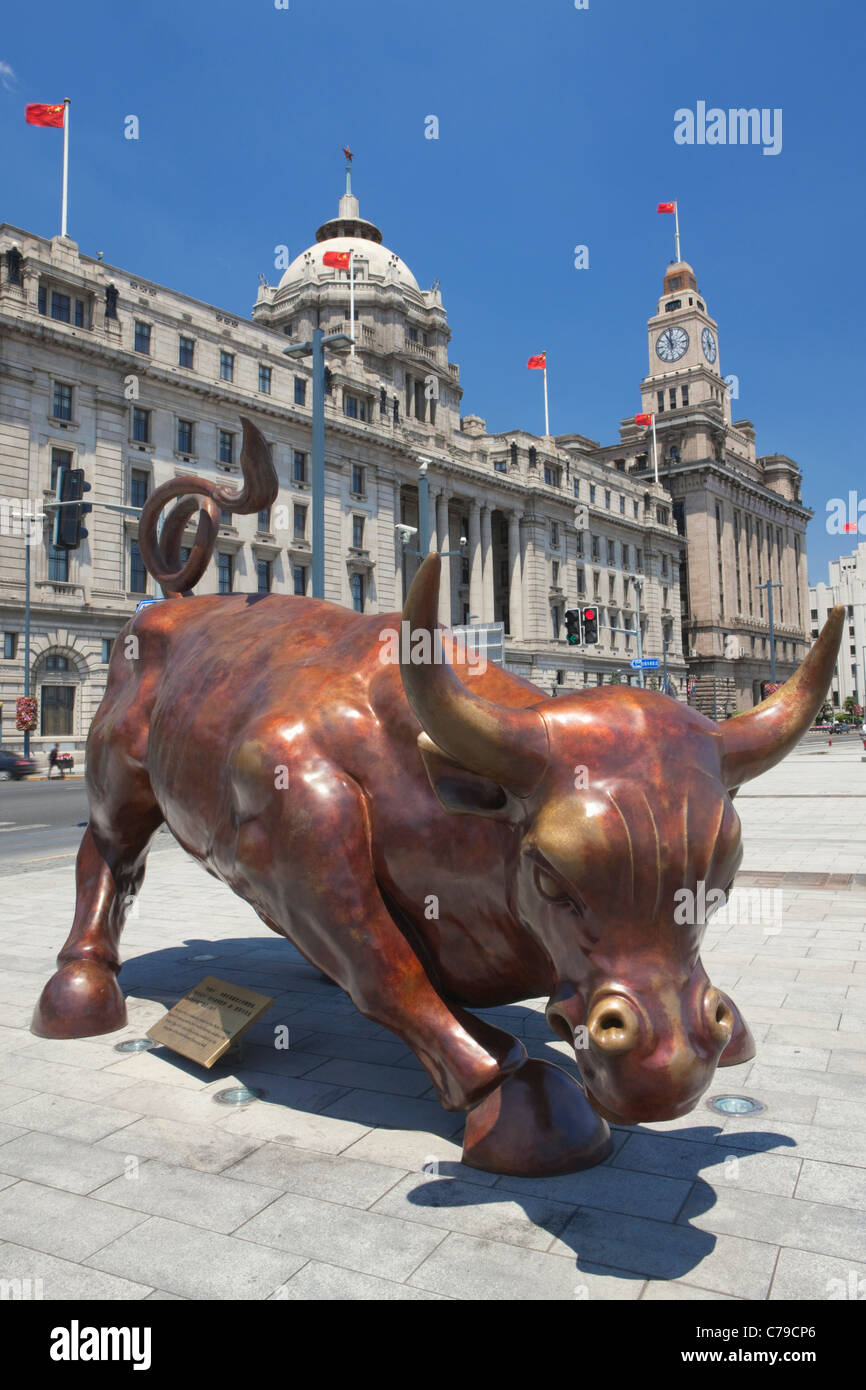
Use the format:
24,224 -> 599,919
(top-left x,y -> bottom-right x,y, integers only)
2,0 -> 863,584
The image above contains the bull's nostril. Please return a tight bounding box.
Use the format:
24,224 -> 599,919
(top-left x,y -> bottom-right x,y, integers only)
587,996 -> 640,1054
706,989 -> 734,1041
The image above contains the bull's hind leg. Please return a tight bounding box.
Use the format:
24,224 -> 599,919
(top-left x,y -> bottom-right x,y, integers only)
32,756 -> 163,1039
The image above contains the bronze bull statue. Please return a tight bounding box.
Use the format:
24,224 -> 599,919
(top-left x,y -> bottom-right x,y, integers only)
32,420 -> 843,1176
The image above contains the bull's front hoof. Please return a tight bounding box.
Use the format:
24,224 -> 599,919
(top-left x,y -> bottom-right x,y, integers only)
461,1057 -> 613,1177
31,960 -> 127,1039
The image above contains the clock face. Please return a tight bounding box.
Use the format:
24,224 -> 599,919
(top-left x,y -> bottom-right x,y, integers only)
702,327 -> 717,363
656,326 -> 689,363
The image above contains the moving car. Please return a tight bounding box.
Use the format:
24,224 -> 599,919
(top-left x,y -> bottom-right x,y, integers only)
0,748 -> 37,781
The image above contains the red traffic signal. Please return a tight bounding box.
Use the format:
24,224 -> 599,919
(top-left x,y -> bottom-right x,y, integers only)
582,606 -> 598,644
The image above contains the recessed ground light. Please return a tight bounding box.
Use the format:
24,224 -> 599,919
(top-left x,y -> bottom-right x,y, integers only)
114,1038 -> 156,1054
213,1085 -> 261,1106
707,1094 -> 765,1116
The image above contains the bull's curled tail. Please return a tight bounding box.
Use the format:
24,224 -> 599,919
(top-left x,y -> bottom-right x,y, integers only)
137,417 -> 278,597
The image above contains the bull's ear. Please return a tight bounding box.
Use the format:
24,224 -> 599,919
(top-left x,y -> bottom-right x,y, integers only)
417,734 -> 527,822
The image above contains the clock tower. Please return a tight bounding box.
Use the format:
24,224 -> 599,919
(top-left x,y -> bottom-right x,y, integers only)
639,260 -> 730,424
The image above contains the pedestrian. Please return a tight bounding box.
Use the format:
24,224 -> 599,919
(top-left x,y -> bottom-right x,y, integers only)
48,742 -> 64,779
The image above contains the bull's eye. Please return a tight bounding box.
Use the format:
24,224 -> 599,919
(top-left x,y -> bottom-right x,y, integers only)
536,867 -> 566,900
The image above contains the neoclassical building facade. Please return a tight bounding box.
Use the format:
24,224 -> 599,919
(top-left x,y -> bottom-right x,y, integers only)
810,540 -> 866,711
0,179 -> 687,753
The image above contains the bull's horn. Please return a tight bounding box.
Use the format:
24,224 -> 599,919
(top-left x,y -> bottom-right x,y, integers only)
719,605 -> 845,787
400,554 -> 549,796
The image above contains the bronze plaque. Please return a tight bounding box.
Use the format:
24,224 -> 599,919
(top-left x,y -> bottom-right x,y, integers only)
146,976 -> 273,1068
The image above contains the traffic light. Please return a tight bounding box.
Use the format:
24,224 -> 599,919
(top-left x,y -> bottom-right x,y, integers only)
582,605 -> 598,644
53,468 -> 92,549
564,609 -> 581,646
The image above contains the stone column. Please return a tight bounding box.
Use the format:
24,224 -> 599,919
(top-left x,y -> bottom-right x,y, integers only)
481,506 -> 494,623
393,481 -> 403,608
469,499 -> 483,623
437,491 -> 451,626
508,509 -> 523,639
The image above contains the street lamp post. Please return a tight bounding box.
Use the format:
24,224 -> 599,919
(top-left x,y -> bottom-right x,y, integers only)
756,578 -> 782,684
284,328 -> 352,599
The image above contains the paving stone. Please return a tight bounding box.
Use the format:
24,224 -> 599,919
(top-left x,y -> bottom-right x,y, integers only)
372,1172 -> 576,1250
641,1281 -> 739,1300
0,1181 -> 147,1261
770,1246 -> 866,1300
679,1184 -> 866,1262
794,1159 -> 866,1212
234,1190 -> 447,1280
612,1131 -> 801,1198
0,1241 -> 154,1299
217,1098 -> 372,1154
222,1142 -> 407,1207
3,1053 -> 142,1103
551,1207 -> 779,1298
97,1115 -> 261,1173
338,1126 -> 500,1185
408,1231 -> 641,1301
493,1161 -> 692,1222
318,1089 -> 464,1138
0,1092 -> 138,1143
0,1131 -> 129,1194
272,1260 -> 448,1299
90,1158 -> 281,1233
301,1057 -> 432,1097
87,1215 -> 304,1300
0,1084 -> 38,1111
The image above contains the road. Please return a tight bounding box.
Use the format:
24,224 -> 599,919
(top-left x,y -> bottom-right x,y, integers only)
0,778 -> 176,874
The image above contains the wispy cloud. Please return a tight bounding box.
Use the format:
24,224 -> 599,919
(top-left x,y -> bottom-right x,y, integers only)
0,61 -> 17,92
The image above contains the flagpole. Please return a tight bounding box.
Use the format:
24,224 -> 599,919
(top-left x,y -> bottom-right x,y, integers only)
674,200 -> 681,262
349,247 -> 355,357
651,414 -> 659,485
61,98 -> 70,237
543,357 -> 550,437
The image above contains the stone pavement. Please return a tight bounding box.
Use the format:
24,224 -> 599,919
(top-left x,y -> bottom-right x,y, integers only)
0,736 -> 863,1301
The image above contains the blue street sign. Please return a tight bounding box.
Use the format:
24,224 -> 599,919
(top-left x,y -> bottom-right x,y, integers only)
630,657 -> 660,670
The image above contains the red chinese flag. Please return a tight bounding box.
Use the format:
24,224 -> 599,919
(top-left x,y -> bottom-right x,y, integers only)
635,412 -> 653,427
322,250 -> 351,270
657,201 -> 675,214
26,103 -> 65,128
527,353 -> 546,370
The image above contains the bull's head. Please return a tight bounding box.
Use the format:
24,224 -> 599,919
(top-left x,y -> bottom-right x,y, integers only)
401,554 -> 844,1125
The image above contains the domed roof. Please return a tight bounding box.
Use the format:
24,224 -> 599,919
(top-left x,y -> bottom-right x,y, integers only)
277,176 -> 420,294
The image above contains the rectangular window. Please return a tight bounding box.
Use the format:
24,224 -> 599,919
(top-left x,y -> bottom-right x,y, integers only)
293,451 -> 307,484
352,515 -> 365,548
132,407 -> 150,443
661,554 -> 669,578
552,607 -> 561,640
74,299 -> 86,328
177,419 -> 194,454
633,499 -> 639,518
218,430 -> 234,464
130,469 -> 149,508
351,572 -> 365,612
494,459 -> 507,473
217,552 -> 233,594
622,544 -> 630,569
257,507 -> 271,532
669,388 -> 677,410
544,466 -> 554,485
607,539 -> 616,566
591,536 -> 600,562
293,565 -> 307,596
134,321 -> 151,354
657,391 -> 665,412
550,522 -> 559,548
604,490 -> 611,510
589,484 -> 596,504
50,291 -> 71,323
219,350 -> 234,382
681,385 -> 689,407
345,394 -> 371,423
50,447 -> 73,491
41,684 -> 74,736
351,464 -> 365,496
619,496 -> 625,514
256,559 -> 272,594
577,568 -> 585,595
219,508 -> 231,526
52,382 -> 72,420
294,377 -> 307,406
293,504 -> 307,539
38,286 -> 47,315
258,365 -> 272,394
101,638 -> 113,663
636,548 -> 643,573
129,540 -> 146,593
573,479 -> 581,498
178,335 -> 195,368
3,631 -> 15,658
552,560 -> 560,585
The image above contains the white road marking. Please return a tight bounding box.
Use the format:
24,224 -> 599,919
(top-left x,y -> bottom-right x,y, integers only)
0,823 -> 51,833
